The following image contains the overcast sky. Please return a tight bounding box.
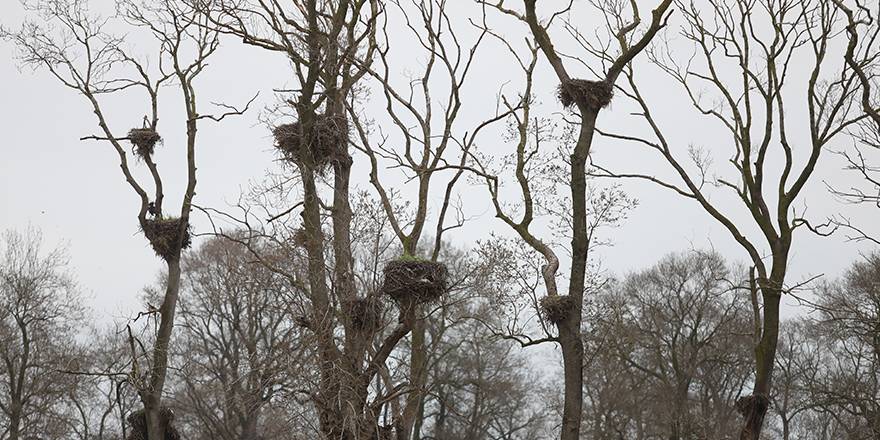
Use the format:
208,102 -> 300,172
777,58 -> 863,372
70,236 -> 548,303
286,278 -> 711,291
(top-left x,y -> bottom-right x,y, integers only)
1,0 -> 876,324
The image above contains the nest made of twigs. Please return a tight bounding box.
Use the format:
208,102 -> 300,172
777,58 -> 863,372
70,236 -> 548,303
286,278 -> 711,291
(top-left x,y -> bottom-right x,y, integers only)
128,128 -> 162,158
540,295 -> 576,325
343,297 -> 383,331
126,407 -> 180,440
381,258 -> 448,305
735,394 -> 770,417
291,227 -> 308,247
141,217 -> 191,261
273,115 -> 349,170
558,79 -> 614,110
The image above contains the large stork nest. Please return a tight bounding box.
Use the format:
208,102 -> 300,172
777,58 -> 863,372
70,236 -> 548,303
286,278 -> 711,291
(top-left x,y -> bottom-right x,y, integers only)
381,257 -> 448,305
128,128 -> 162,158
141,217 -> 191,261
343,297 -> 383,331
126,407 -> 180,440
540,295 -> 576,325
272,115 -> 349,170
558,79 -> 614,110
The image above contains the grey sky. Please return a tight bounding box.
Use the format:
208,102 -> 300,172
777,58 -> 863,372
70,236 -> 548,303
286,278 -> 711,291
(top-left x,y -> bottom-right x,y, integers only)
1,0 -> 876,324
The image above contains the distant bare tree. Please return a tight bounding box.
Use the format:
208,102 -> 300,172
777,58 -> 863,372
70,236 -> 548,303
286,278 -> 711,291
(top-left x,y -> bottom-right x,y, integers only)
2,1 -> 252,438
60,329 -> 141,440
0,227 -> 84,440
594,0 -> 865,436
172,234 -> 311,440
801,254 -> 880,437
585,250 -> 752,439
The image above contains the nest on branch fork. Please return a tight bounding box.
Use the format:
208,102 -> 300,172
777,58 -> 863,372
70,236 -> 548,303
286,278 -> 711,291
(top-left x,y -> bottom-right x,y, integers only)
343,296 -> 383,331
125,407 -> 180,440
128,128 -> 162,158
272,115 -> 349,171
540,295 -> 576,325
381,257 -> 448,305
735,394 -> 770,417
558,79 -> 614,110
141,217 -> 191,261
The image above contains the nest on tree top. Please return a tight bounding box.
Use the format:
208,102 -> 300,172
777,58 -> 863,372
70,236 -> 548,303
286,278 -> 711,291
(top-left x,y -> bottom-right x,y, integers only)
273,115 -> 349,170
381,258 -> 448,305
141,217 -> 191,261
558,79 -> 614,110
126,407 -> 180,440
128,128 -> 162,158
540,295 -> 576,324
343,297 -> 383,331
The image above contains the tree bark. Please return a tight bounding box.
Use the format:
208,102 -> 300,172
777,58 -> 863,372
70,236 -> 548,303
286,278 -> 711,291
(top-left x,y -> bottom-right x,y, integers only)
144,258 -> 183,440
739,273 -> 782,440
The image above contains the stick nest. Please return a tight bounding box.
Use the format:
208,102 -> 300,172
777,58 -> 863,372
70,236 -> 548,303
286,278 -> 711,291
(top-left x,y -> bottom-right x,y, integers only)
291,227 -> 308,247
128,128 -> 162,158
540,295 -> 576,324
273,115 -> 349,170
343,297 -> 383,331
381,258 -> 448,304
558,79 -> 614,109
126,407 -> 180,440
141,217 -> 191,261
735,394 -> 770,417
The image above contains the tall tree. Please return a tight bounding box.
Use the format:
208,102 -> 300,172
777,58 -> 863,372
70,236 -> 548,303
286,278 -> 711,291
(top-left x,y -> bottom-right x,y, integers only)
348,2 -> 515,437
2,1 -> 249,438
467,1 -> 673,438
594,0 -> 864,436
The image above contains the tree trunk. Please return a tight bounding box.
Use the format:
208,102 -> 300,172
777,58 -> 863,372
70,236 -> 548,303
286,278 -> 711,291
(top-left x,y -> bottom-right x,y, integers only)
143,258 -> 183,440
241,412 -> 260,440
738,287 -> 781,440
558,320 -> 585,440
402,318 -> 427,440
8,401 -> 22,440
557,109 -> 598,440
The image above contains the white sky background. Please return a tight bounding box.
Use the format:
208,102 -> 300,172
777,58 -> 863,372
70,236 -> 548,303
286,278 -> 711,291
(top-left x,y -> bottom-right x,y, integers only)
1,0 -> 877,326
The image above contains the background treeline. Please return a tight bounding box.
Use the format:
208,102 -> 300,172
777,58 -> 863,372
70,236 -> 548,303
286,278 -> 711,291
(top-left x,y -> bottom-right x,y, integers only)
3,227 -> 879,439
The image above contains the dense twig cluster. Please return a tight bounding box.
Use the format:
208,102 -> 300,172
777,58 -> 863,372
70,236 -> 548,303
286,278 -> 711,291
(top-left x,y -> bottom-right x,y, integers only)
141,217 -> 191,261
128,128 -> 162,158
735,395 -> 770,416
343,297 -> 383,331
540,295 -> 576,324
558,79 -> 614,109
126,407 -> 181,440
291,227 -> 308,247
273,115 -> 349,170
381,259 -> 448,305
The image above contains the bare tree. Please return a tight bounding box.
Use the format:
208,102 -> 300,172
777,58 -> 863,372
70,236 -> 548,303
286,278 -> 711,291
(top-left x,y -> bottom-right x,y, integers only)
0,227 -> 84,440
593,0 -> 865,436
801,254 -> 880,437
584,250 -> 753,439
171,234 -> 310,440
346,2 -> 517,437
60,329 -> 141,440
829,1 -> 880,244
2,1 -> 250,438
461,2 -> 673,439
